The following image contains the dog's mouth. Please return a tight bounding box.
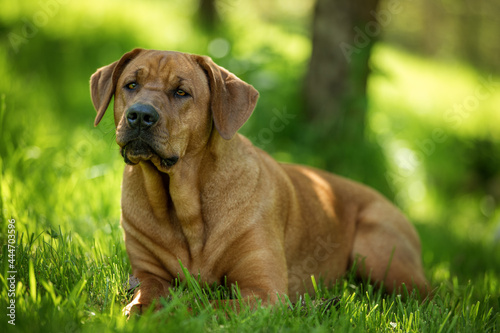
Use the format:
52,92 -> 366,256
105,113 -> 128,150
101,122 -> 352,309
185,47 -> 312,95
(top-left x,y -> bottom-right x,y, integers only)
121,140 -> 179,169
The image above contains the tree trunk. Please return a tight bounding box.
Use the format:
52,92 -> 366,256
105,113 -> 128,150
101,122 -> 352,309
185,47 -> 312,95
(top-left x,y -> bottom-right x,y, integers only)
459,0 -> 481,66
198,0 -> 219,31
304,0 -> 393,196
305,0 -> 379,140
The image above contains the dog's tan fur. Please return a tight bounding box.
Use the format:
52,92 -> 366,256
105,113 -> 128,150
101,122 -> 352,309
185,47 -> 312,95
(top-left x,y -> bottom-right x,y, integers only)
90,49 -> 428,315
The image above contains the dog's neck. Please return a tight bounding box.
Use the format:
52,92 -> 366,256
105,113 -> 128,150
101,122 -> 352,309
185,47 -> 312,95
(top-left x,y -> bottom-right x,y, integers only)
135,132 -> 259,256
166,133 -> 254,207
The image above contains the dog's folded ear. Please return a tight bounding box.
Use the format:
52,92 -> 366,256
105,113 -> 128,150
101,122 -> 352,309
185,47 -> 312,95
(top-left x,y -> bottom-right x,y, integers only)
196,56 -> 259,140
90,48 -> 144,126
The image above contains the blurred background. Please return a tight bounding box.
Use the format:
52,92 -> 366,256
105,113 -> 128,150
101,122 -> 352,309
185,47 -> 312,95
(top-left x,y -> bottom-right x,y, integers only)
0,0 -> 499,293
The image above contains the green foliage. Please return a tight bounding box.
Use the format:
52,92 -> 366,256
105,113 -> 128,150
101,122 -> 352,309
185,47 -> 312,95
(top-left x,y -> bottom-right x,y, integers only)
1,231 -> 498,332
0,0 -> 499,331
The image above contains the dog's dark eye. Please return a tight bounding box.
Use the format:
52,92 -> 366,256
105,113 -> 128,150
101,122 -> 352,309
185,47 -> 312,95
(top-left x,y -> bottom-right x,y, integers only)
175,89 -> 188,97
125,82 -> 138,90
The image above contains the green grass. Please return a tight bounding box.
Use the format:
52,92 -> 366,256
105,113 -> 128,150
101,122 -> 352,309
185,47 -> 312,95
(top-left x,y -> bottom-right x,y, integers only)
0,228 -> 498,332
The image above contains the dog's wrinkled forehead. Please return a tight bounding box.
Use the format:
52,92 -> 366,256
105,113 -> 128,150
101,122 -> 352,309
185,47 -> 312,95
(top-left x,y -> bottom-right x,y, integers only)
120,51 -> 206,87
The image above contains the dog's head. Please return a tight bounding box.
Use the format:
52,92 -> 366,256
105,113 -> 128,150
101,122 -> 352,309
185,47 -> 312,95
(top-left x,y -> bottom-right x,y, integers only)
90,48 -> 258,171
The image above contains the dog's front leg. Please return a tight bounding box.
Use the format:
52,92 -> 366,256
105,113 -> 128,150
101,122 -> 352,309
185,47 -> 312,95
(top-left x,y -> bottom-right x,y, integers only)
212,235 -> 289,312
123,272 -> 171,317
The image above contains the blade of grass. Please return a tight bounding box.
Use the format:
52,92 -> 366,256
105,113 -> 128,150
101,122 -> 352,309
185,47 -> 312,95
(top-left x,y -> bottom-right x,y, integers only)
29,259 -> 37,304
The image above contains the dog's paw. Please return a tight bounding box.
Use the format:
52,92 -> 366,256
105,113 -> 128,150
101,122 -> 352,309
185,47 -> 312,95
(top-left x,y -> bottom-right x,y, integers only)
123,298 -> 164,318
123,300 -> 144,318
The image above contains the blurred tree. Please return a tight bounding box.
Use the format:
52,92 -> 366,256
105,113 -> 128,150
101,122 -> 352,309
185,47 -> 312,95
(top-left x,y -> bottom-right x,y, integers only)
305,0 -> 379,140
422,1 -> 441,55
382,0 -> 500,72
198,0 -> 219,31
304,0 -> 392,196
458,0 -> 481,66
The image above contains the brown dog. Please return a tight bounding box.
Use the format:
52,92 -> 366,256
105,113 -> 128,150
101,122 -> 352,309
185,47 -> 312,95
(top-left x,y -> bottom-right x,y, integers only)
90,48 -> 428,315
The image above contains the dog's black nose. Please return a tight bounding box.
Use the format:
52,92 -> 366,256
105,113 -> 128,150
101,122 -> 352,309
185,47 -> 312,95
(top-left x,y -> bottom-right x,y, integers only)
126,104 -> 159,129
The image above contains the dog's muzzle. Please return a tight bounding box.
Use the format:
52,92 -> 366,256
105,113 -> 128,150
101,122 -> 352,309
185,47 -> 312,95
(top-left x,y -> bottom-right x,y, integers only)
120,104 -> 179,168
126,103 -> 159,130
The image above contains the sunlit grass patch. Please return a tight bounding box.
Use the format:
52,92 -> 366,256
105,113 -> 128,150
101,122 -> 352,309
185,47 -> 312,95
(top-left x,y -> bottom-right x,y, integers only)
0,227 -> 130,333
370,44 -> 500,140
0,118 -> 122,238
369,44 -> 500,221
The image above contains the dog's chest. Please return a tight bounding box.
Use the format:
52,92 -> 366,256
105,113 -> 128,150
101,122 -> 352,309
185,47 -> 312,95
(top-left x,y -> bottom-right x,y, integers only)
144,216 -> 222,284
